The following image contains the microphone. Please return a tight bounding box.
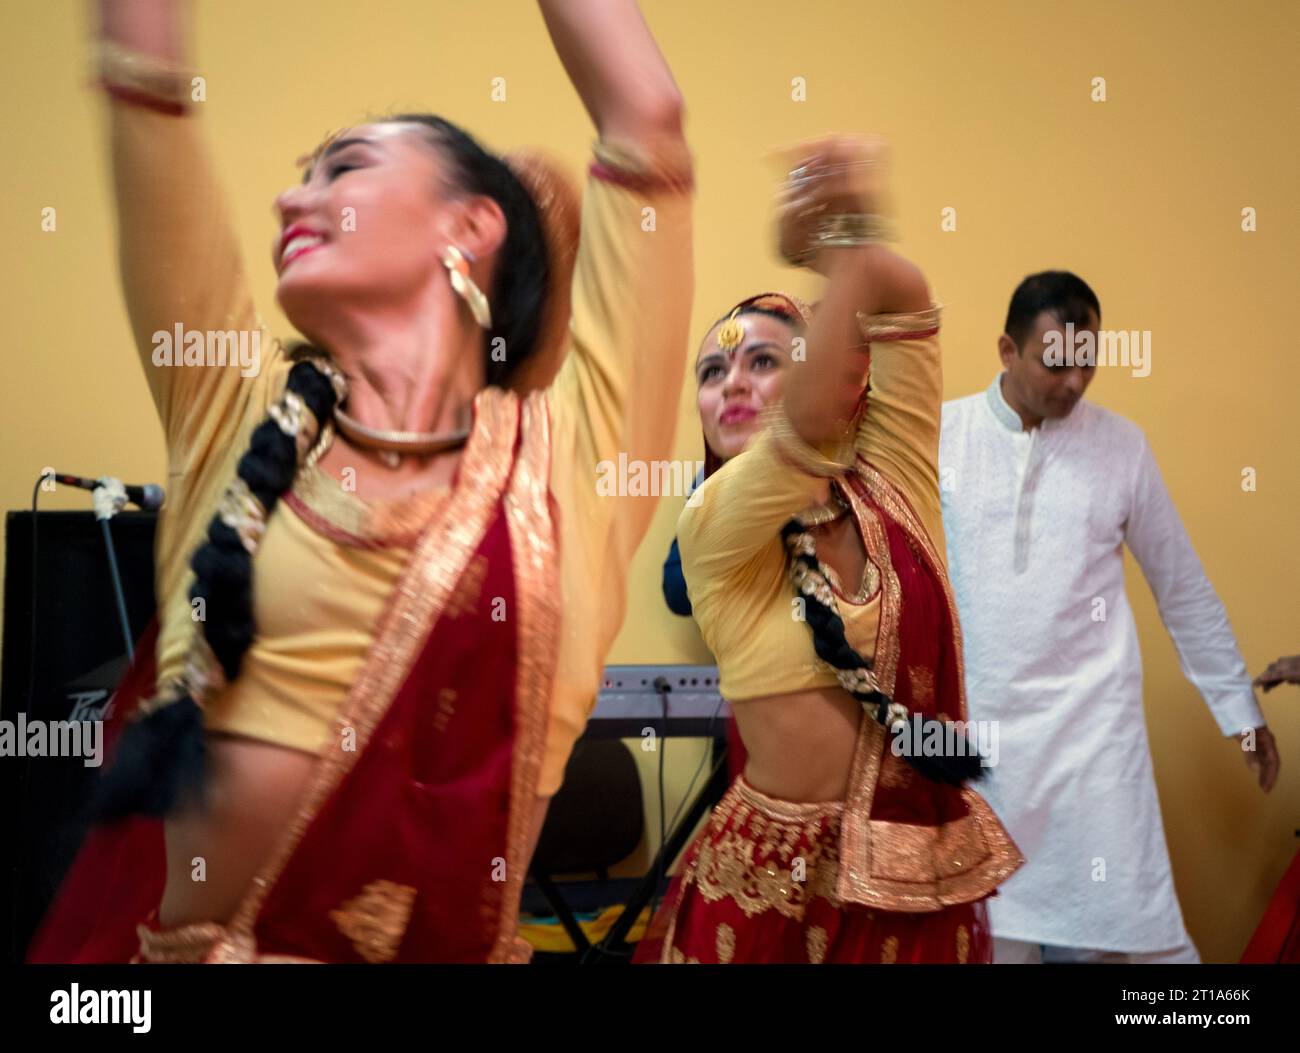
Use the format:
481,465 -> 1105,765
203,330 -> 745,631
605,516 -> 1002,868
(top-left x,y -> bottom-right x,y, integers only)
51,472 -> 165,511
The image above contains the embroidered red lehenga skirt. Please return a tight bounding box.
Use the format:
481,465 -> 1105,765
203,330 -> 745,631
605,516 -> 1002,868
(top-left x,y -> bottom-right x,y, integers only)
635,774 -> 991,965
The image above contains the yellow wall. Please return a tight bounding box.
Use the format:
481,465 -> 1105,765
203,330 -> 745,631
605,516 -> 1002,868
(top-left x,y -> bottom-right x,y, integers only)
2,0 -> 1296,962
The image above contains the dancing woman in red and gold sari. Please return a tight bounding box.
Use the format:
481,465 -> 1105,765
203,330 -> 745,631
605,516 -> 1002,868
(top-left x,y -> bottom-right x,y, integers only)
31,0 -> 692,964
638,138 -> 1022,964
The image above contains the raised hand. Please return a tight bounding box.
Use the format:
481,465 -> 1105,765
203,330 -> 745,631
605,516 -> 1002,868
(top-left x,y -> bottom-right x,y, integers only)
1254,654 -> 1300,692
774,135 -> 889,273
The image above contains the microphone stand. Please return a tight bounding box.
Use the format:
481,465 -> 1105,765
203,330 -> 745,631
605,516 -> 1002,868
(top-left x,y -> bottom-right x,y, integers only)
91,479 -> 134,662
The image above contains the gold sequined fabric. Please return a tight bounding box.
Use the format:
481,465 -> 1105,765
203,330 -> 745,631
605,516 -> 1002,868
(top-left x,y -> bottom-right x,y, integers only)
135,921 -> 226,964
685,778 -> 845,923
329,879 -> 418,964
135,920 -> 321,964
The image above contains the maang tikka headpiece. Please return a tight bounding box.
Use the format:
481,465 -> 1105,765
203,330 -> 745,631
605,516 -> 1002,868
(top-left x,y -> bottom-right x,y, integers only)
716,308 -> 745,352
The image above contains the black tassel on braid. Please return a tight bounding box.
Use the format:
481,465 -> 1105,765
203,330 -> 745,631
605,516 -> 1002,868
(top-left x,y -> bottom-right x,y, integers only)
94,359 -> 341,821
780,518 -> 984,787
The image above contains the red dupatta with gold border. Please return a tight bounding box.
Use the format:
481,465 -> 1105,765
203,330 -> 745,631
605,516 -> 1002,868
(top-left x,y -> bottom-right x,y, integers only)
832,458 -> 1023,911
29,386 -> 559,963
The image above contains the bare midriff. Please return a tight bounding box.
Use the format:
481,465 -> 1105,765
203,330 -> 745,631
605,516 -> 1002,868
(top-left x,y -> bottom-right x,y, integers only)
730,686 -> 863,804
159,734 -> 317,928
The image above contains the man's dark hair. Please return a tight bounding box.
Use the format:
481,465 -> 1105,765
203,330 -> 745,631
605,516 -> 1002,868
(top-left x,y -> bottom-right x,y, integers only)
1004,271 -> 1101,351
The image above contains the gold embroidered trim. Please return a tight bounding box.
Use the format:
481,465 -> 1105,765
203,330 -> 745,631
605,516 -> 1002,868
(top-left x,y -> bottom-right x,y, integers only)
135,921 -> 226,964
806,925 -> 828,964
444,555 -> 488,620
856,303 -> 943,342
433,687 -> 457,733
490,390 -> 562,964
219,387 -> 522,962
956,924 -> 970,964
878,749 -> 915,791
329,879 -> 417,963
909,666 -> 936,707
881,934 -> 899,964
716,923 -> 736,964
135,922 -> 323,964
685,780 -> 842,923
823,556 -> 879,606
837,743 -> 1019,904
733,777 -> 845,823
869,816 -> 986,882
842,485 -> 901,698
291,462 -> 452,548
836,713 -> 887,906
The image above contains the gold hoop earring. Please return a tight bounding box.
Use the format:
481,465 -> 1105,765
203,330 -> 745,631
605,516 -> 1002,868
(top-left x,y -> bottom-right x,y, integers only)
442,245 -> 492,330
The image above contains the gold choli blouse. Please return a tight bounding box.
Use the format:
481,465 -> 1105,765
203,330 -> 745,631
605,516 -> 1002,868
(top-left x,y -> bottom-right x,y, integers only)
108,98 -> 694,796
678,305 -> 948,702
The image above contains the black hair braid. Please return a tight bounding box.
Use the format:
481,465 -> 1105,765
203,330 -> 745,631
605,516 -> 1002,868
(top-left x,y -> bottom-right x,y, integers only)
780,517 -> 983,787
190,360 -> 339,680
93,359 -> 341,821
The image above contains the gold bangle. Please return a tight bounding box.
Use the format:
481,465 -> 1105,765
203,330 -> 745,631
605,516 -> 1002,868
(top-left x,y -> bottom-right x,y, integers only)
855,303 -> 944,342
96,39 -> 197,106
782,212 -> 895,268
813,212 -> 895,248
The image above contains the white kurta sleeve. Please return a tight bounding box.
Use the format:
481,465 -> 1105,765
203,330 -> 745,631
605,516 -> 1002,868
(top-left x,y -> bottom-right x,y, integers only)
1124,436 -> 1265,735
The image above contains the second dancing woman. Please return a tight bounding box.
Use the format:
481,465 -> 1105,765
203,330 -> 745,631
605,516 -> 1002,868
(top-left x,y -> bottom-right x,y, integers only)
642,138 -> 1023,964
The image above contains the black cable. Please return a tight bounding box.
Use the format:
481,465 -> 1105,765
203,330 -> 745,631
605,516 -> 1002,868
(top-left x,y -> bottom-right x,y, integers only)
12,471 -> 50,962
639,696 -> 726,936
662,697 -> 725,838
589,687 -> 727,963
654,677 -> 668,856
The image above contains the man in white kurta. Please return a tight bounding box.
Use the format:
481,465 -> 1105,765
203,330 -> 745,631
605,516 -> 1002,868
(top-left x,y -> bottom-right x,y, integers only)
938,273 -> 1275,963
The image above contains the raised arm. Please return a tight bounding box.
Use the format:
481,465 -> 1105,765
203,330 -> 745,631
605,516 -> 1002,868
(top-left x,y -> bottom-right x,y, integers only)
538,0 -> 685,142
777,137 -> 931,446
531,1 -> 693,803
770,136 -> 945,544
96,0 -> 266,463
537,0 -> 691,477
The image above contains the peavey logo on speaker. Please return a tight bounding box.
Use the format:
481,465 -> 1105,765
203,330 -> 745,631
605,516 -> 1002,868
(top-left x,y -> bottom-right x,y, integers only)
50,985 -> 150,1033
0,713 -> 103,767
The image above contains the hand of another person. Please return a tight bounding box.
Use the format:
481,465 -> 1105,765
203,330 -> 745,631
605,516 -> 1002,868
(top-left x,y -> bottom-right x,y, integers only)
1240,724 -> 1280,792
1254,654 -> 1300,692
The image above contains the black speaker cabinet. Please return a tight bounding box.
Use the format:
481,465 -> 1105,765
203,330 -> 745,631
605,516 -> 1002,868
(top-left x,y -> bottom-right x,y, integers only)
1,510 -> 157,963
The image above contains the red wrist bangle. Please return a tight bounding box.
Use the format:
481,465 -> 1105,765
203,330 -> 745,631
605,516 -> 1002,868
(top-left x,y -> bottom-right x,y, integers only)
99,78 -> 189,117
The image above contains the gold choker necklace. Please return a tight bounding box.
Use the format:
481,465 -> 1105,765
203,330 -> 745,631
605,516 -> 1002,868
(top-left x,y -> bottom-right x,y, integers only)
795,492 -> 850,528
333,405 -> 470,469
